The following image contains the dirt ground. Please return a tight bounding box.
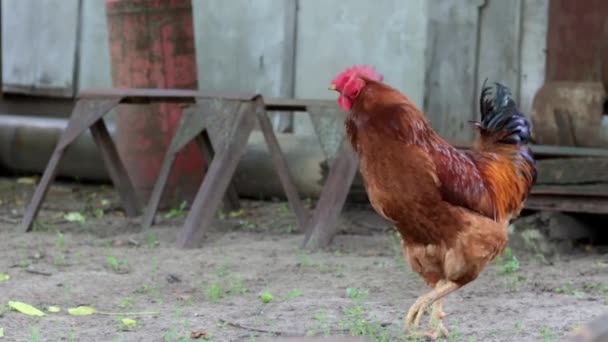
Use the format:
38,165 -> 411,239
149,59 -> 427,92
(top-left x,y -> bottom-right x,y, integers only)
0,178 -> 607,342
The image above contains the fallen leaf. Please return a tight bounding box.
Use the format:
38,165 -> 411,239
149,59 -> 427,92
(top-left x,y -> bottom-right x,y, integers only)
0,274 -> 9,281
228,209 -> 246,218
47,306 -> 61,313
190,330 -> 209,339
68,306 -> 97,316
121,318 -> 137,327
17,177 -> 36,185
0,327 -> 4,338
8,301 -> 45,317
64,212 -> 86,223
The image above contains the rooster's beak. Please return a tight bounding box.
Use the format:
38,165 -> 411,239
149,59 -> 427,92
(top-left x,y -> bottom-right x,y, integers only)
328,84 -> 336,91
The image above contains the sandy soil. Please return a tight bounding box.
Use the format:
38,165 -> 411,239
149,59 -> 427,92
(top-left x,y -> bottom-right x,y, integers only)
0,178 -> 607,342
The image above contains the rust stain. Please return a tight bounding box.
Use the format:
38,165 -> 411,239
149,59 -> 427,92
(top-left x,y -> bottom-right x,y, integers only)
105,0 -> 204,208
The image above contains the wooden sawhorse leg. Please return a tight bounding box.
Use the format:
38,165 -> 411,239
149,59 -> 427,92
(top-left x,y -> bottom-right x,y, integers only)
176,101 -> 257,248
21,98 -> 141,232
141,104 -> 240,230
302,140 -> 359,250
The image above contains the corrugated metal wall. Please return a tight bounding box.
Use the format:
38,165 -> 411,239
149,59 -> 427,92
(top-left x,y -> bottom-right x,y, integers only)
1,0 -> 549,142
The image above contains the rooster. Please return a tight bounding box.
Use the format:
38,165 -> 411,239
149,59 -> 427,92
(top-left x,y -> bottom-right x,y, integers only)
329,65 -> 536,339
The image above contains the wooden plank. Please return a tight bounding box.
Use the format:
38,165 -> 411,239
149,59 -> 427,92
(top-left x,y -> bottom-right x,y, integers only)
531,185 -> 608,197
2,0 -> 79,97
536,158 -> 608,184
530,145 -> 608,158
525,196 -> 608,214
477,0 -> 522,105
425,0 -> 482,145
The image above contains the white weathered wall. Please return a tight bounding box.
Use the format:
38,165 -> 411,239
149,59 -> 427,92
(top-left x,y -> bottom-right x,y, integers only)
78,0 -> 112,90
520,0 -> 549,118
2,0 -> 548,140
424,0 -> 481,145
425,0 -> 548,145
192,0 -> 296,132
2,0 -> 80,97
294,0 -> 428,134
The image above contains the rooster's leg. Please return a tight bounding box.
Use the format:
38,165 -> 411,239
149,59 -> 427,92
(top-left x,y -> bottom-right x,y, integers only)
432,299 -> 447,319
429,299 -> 449,338
405,280 -> 459,336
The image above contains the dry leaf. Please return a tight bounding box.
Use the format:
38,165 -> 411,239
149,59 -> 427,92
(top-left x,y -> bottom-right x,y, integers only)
121,318 -> 137,327
64,212 -> 86,223
68,306 -> 96,316
0,327 -> 4,338
0,274 -> 9,282
17,177 -> 36,185
47,306 -> 61,313
190,330 -> 209,339
8,301 -> 45,317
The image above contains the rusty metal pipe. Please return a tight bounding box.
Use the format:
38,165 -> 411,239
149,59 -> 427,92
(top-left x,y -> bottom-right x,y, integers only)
0,115 -> 325,199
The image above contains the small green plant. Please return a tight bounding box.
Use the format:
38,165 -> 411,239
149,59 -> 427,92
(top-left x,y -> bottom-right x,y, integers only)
117,297 -> 134,309
295,251 -> 332,273
28,326 -> 42,342
496,247 -> 520,275
260,291 -> 273,303
285,289 -> 303,301
229,276 -> 248,295
55,231 -> 66,250
134,283 -> 162,303
145,232 -> 159,248
66,329 -> 78,342
339,304 -> 389,341
203,282 -> 225,302
202,277 -> 247,302
540,326 -> 555,342
106,256 -> 130,274
307,309 -> 332,336
94,208 -> 105,219
163,306 -> 191,342
389,231 -> 408,272
554,282 -> 585,298
236,219 -> 257,231
163,327 -> 190,342
165,201 -> 188,219
53,231 -> 68,267
297,251 -> 315,268
346,287 -> 368,300
53,254 -> 67,267
504,274 -> 527,291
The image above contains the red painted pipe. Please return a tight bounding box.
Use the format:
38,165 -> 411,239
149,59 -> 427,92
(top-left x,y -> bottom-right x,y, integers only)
105,0 -> 205,208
